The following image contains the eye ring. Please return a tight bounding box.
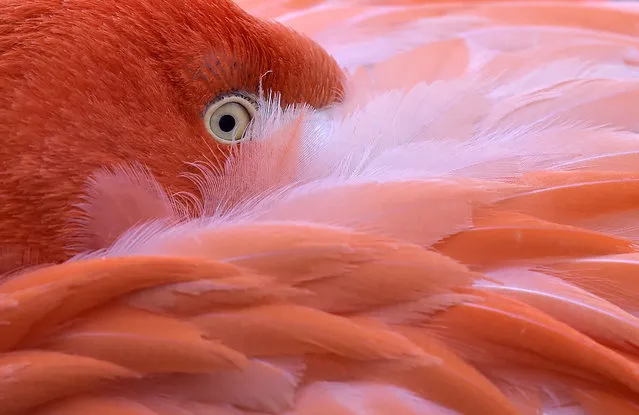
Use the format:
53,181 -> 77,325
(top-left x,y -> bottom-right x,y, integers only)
203,94 -> 257,144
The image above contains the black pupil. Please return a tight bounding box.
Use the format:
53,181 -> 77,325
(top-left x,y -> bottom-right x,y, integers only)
219,114 -> 236,133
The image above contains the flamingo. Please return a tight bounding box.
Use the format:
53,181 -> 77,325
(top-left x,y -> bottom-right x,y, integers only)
2,0 -> 639,413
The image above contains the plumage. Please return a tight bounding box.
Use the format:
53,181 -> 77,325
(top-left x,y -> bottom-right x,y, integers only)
0,0 -> 344,265
3,0 -> 639,414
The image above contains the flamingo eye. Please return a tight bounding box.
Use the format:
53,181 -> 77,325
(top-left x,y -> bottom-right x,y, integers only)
203,94 -> 256,143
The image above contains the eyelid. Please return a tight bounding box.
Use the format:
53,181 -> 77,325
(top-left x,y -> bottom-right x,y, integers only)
204,91 -> 258,114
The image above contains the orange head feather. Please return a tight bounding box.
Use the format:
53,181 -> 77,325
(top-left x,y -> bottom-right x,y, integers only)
0,0 -> 344,265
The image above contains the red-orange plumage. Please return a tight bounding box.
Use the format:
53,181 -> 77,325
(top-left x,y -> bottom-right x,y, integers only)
0,0 -> 344,266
